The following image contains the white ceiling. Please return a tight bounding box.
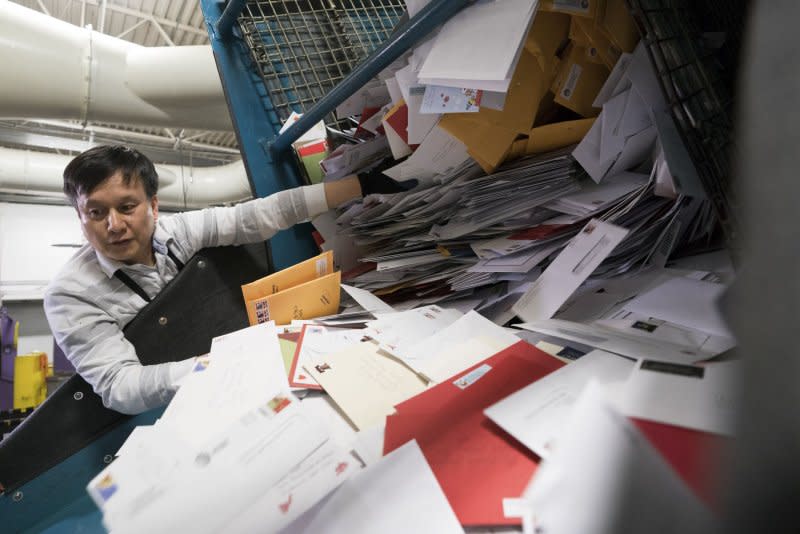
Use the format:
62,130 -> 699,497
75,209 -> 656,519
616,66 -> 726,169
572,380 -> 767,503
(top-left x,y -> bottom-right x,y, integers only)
4,0 -> 239,166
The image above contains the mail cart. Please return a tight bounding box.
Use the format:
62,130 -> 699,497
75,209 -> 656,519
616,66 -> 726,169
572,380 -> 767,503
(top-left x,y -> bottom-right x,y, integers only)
0,0 -> 773,532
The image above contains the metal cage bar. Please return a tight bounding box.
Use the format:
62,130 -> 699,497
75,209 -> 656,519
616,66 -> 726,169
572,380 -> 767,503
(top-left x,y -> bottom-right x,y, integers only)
237,0 -> 407,130
628,0 -> 745,247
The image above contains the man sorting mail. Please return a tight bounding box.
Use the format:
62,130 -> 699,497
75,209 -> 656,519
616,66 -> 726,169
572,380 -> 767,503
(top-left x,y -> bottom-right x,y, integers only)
44,145 -> 411,415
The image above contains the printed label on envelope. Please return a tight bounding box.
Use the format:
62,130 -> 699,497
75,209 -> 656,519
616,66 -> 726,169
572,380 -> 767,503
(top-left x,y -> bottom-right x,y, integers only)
421,85 -> 483,114
453,364 -> 493,389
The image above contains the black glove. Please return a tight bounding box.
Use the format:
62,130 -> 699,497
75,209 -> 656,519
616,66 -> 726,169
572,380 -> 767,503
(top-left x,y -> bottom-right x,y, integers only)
357,158 -> 418,196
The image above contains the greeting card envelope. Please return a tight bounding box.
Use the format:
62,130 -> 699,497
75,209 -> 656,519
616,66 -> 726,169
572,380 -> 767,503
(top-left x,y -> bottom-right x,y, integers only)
246,271 -> 341,326
288,324 -> 366,390
383,341 -> 564,526
242,250 -> 334,302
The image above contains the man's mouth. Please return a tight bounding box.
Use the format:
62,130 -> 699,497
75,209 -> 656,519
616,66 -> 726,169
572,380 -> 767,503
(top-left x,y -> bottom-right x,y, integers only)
109,239 -> 131,247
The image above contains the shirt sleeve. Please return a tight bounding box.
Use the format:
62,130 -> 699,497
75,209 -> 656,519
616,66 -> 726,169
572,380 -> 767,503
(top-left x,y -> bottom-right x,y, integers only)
163,183 -> 330,253
44,286 -> 194,415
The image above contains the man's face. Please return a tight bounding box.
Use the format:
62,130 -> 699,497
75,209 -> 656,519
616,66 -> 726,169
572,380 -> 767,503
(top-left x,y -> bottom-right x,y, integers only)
76,172 -> 159,266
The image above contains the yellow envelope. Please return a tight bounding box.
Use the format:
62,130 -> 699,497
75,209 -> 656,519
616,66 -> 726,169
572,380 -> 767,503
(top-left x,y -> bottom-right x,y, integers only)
440,116 -> 519,172
525,117 -> 596,154
597,0 -> 640,54
246,271 -> 341,326
438,49 -> 546,171
526,11 -> 571,58
571,14 -> 623,69
507,137 -> 531,161
551,42 -> 609,118
241,250 -> 333,302
524,11 -> 571,80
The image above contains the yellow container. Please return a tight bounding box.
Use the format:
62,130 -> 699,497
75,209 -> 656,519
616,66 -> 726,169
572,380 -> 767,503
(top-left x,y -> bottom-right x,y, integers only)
13,351 -> 48,410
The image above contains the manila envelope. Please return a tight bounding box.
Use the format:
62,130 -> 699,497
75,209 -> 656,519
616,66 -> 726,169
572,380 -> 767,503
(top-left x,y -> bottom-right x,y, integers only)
439,50 -> 548,171
440,116 -> 519,173
526,117 -> 596,154
551,42 -> 610,118
570,14 -> 623,70
524,11 -> 571,80
241,250 -> 333,302
246,271 -> 341,326
597,0 -> 640,54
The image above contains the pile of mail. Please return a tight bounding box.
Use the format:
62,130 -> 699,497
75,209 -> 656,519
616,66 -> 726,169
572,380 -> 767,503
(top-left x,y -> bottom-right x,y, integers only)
83,1 -> 742,531
87,255 -> 738,531
311,0 -> 715,321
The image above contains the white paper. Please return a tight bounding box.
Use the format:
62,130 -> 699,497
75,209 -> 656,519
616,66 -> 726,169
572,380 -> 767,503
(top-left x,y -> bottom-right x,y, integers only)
521,384 -> 714,534
383,125 -> 470,182
512,219 -> 630,322
397,310 -> 518,372
113,425 -> 155,458
406,85 -> 441,144
417,0 -> 536,91
592,52 -> 633,108
335,80 -> 391,119
624,276 -> 732,338
420,335 -> 518,384
100,392 -> 355,534
515,319 -> 715,365
366,304 -> 464,357
283,441 -> 463,534
341,284 -> 395,313
618,359 -> 740,435
485,350 -> 634,458
594,314 -> 736,356
158,322 -> 289,447
385,76 -> 403,106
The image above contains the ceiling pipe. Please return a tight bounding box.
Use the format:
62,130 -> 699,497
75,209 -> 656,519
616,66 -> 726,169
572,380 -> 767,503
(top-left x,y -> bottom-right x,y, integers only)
0,1 -> 233,131
0,147 -> 252,210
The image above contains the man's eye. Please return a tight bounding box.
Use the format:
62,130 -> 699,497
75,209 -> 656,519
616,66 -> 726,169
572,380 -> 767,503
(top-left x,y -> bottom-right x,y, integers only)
120,204 -> 137,213
88,209 -> 104,219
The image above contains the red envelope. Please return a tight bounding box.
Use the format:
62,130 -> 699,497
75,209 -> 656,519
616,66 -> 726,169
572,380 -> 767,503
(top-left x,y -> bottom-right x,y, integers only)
384,341 -> 564,526
633,418 -> 730,511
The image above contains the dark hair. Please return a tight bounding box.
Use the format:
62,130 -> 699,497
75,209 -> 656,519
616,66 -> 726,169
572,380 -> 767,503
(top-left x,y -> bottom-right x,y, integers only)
63,145 -> 158,206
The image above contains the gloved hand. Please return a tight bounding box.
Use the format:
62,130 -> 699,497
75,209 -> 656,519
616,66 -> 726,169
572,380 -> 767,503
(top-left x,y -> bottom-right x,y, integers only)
356,158 -> 419,196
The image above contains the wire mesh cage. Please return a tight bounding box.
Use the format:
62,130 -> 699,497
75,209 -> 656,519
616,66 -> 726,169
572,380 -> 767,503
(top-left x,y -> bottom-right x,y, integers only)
237,0 -> 407,131
627,0 -> 748,247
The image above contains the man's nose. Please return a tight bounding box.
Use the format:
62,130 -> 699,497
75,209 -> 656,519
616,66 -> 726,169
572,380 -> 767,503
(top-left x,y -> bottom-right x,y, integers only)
107,210 -> 125,232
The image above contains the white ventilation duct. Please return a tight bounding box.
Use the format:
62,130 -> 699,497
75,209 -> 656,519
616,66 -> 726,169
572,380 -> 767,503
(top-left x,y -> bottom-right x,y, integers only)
0,1 -> 232,131
0,2 -> 259,208
0,147 -> 252,210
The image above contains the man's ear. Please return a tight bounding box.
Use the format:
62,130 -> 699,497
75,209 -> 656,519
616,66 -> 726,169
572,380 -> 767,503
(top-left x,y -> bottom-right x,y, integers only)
150,195 -> 159,221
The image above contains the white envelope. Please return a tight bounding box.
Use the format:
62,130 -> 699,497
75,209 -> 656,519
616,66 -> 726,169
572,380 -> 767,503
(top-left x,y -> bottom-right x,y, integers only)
514,319 -> 718,365
417,0 -> 536,92
102,392 -> 355,534
517,384 -> 714,534
283,440 -> 463,534
617,359 -> 741,435
485,350 -> 634,459
623,276 -> 733,338
512,219 -> 630,322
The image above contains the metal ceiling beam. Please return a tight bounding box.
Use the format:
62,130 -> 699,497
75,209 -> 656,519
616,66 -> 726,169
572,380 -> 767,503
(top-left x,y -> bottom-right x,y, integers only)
101,3 -> 208,39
